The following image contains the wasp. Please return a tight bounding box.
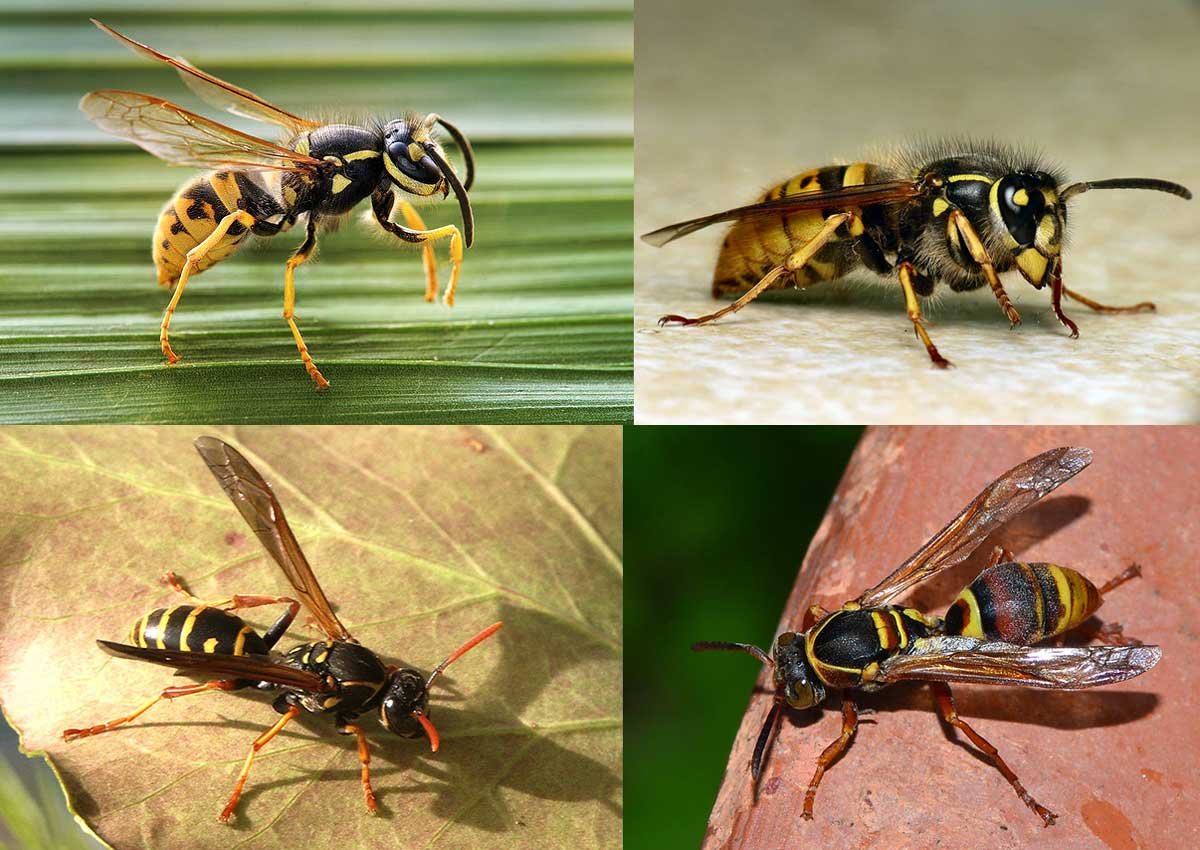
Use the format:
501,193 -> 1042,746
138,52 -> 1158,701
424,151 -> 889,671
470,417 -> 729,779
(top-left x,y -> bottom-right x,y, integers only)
62,436 -> 502,822
643,141 -> 1191,366
694,447 -> 1161,826
83,21 -> 476,388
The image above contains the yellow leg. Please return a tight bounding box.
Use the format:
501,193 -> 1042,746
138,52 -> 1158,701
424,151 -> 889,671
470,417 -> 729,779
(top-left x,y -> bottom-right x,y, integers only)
410,224 -> 464,307
659,213 -> 850,326
282,220 -> 329,390
220,705 -> 300,823
161,210 -> 255,364
897,261 -> 951,368
948,209 -> 1021,327
398,201 -> 439,302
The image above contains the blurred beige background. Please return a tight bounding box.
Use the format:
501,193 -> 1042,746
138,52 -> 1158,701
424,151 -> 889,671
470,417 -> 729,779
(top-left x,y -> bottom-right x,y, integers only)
635,0 -> 1200,423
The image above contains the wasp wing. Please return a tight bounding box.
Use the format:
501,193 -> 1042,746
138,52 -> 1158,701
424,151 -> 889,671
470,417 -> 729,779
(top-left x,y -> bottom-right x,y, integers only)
855,447 -> 1093,608
876,635 -> 1161,690
193,437 -> 353,643
97,640 -> 333,691
640,180 -> 926,247
81,90 -> 323,173
92,19 -> 317,136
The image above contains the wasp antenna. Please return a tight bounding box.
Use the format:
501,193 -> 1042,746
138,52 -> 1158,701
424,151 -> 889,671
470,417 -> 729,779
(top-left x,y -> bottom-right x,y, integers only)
691,640 -> 773,667
425,621 -> 503,690
434,115 -> 475,191
413,711 -> 440,752
1061,177 -> 1192,203
750,697 -> 785,783
423,145 -> 474,248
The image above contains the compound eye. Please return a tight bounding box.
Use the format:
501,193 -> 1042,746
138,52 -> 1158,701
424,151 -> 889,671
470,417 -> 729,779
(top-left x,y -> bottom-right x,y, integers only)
997,175 -> 1045,248
387,142 -> 440,184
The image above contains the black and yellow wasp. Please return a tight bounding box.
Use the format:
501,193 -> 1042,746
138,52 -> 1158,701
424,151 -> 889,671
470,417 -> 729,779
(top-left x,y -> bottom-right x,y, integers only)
83,20 -> 476,388
643,141 -> 1191,366
695,446 -> 1161,826
63,437 -> 502,822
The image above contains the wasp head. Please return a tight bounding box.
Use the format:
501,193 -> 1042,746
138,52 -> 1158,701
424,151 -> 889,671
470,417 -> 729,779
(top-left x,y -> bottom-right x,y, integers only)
771,630 -> 825,710
382,113 -> 475,247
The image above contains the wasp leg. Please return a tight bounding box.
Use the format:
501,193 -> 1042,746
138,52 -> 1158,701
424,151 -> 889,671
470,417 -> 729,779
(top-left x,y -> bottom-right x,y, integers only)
1064,279 -> 1156,315
948,209 -> 1021,327
339,722 -> 379,814
897,261 -> 952,368
931,681 -> 1056,827
396,201 -> 440,303
281,217 -> 328,390
1048,257 -> 1080,337
659,212 -> 851,327
161,210 -> 256,364
801,693 -> 858,820
220,704 -> 301,823
159,571 -> 300,650
1099,562 -> 1142,595
985,546 -> 1017,569
802,604 -> 830,631
62,679 -> 237,742
1085,563 -> 1147,646
372,189 -> 464,307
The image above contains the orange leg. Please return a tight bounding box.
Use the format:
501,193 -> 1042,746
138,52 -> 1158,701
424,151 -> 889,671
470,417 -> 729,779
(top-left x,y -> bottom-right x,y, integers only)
986,546 -> 1016,569
340,723 -> 379,814
220,705 -> 300,823
931,681 -> 1056,827
161,572 -> 299,616
659,213 -> 851,327
1065,285 -> 1155,314
63,679 -> 236,741
802,693 -> 858,820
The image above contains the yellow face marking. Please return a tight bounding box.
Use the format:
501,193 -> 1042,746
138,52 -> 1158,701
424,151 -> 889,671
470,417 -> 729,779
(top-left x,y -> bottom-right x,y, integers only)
154,607 -> 176,649
1037,214 -> 1057,248
345,149 -> 381,161
203,637 -> 221,653
234,625 -> 253,656
1016,249 -> 1048,284
179,606 -> 208,652
948,173 -> 993,183
932,198 -> 950,218
407,142 -> 424,162
331,174 -> 352,194
1013,188 -> 1029,206
843,162 -> 868,187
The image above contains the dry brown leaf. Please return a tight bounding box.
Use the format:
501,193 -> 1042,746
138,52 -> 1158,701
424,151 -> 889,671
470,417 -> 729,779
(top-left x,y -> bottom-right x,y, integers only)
0,425 -> 622,850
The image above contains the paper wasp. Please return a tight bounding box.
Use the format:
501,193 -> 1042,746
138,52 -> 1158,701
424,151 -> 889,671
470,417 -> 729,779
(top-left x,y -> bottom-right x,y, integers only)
62,436 -> 502,822
643,141 -> 1191,366
694,447 -> 1161,826
83,20 -> 476,388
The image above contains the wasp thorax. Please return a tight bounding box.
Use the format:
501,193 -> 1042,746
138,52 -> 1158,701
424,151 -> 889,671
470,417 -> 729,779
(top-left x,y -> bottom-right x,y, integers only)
378,667 -> 430,737
772,631 -> 825,709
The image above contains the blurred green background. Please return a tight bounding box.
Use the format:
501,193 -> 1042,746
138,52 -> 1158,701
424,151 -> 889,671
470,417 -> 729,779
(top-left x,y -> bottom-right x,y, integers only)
0,1 -> 632,422
624,426 -> 862,850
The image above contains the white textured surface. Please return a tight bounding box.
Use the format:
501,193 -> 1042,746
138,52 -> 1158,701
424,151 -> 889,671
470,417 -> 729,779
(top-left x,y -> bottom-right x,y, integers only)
635,0 -> 1200,423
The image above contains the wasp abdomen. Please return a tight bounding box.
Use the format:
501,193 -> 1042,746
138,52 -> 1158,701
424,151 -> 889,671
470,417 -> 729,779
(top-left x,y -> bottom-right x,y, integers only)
130,605 -> 269,656
712,164 -> 878,297
944,562 -> 1101,645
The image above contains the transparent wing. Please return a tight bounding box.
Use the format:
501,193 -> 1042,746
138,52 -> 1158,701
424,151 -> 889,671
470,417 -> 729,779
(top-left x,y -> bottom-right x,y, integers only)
193,437 -> 353,643
876,635 -> 1162,690
640,180 -> 926,247
97,640 -> 333,691
856,447 -> 1093,608
81,90 -> 323,173
92,19 -> 318,136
